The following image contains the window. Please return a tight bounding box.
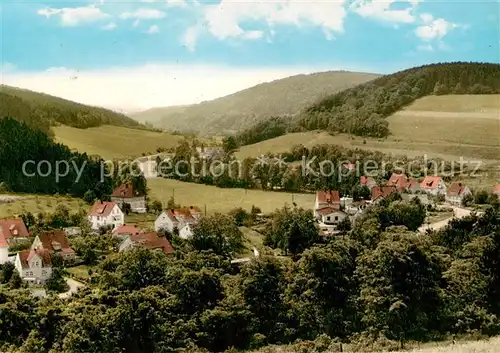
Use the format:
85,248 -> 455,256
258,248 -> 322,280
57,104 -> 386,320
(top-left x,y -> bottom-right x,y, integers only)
28,271 -> 33,276
42,270 -> 47,276
335,216 -> 338,221
326,216 -> 330,221
35,261 -> 39,267
97,216 -> 100,221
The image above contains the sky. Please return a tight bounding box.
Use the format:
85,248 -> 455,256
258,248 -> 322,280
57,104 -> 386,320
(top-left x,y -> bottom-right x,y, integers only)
1,0 -> 499,112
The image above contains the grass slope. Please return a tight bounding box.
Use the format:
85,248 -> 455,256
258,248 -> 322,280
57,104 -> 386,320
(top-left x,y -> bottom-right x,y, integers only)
147,178 -> 315,214
237,95 -> 500,162
53,125 -> 185,160
0,195 -> 86,218
0,84 -> 143,131
130,71 -> 380,135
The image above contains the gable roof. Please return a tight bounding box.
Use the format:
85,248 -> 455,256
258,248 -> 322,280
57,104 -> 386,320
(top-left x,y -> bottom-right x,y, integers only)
360,176 -> 376,186
371,186 -> 397,201
387,173 -> 408,189
37,230 -> 75,254
420,176 -> 444,189
493,184 -> 500,195
112,224 -> 147,237
128,232 -> 175,254
88,201 -> 119,217
111,183 -> 144,198
0,218 -> 30,240
165,206 -> 202,224
316,190 -> 341,204
18,249 -> 52,269
447,182 -> 469,197
317,207 -> 345,216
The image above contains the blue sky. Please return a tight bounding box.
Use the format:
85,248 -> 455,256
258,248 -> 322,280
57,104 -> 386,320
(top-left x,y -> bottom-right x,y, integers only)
1,0 -> 499,111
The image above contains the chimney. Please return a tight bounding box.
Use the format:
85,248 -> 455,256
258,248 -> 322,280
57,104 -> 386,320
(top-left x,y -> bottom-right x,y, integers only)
100,200 -> 103,204
190,206 -> 193,209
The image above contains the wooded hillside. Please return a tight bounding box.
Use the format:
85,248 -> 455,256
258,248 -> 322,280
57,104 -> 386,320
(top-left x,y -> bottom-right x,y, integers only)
0,85 -> 144,133
130,71 -> 380,135
235,62 -> 500,146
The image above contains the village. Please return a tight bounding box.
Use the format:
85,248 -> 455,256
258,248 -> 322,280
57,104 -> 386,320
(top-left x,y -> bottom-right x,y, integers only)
1,169 -> 498,293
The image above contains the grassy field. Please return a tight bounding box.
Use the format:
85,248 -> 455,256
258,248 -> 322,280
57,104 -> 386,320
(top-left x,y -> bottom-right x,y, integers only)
148,178 -> 315,214
252,336 -> 500,353
237,95 -> 500,162
53,125 -> 185,160
0,194 -> 86,218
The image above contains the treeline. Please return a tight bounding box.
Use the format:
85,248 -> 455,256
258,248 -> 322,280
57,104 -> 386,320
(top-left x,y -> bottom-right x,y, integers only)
0,85 -> 143,132
0,118 -> 113,198
233,62 -> 500,145
1,204 -> 500,352
159,140 -> 470,196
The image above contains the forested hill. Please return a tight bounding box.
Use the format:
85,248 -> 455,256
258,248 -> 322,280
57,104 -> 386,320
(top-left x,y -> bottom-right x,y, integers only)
130,71 -> 380,135
235,62 -> 500,146
0,85 -> 144,134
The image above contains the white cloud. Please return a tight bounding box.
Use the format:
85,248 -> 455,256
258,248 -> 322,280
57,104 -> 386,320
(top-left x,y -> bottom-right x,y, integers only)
350,0 -> 419,23
37,5 -> 110,26
101,22 -> 117,30
2,64 -> 334,112
146,25 -> 160,34
1,62 -> 17,74
415,15 -> 458,41
167,0 -> 187,7
198,0 -> 347,42
181,26 -> 200,52
119,8 -> 166,20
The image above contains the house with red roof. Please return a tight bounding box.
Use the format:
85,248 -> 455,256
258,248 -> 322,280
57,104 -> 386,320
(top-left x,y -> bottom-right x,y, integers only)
14,249 -> 52,284
493,184 -> 500,197
386,173 -> 421,193
118,231 -> 175,255
31,229 -> 76,261
314,190 -> 341,211
420,176 -> 447,196
111,183 -> 147,213
371,186 -> 398,202
112,224 -> 147,239
87,201 -> 124,231
360,176 -> 377,190
155,206 -> 202,239
0,218 -> 30,243
446,182 -> 472,205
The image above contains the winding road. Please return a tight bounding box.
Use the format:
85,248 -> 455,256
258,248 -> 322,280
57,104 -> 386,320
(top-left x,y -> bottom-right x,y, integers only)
418,206 -> 479,233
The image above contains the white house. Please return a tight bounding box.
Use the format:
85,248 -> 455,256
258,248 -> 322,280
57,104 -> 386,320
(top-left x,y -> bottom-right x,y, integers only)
420,176 -> 447,196
111,183 -> 147,213
316,208 -> 348,236
87,201 -> 125,231
155,206 -> 202,239
445,182 -> 472,205
14,249 -> 52,284
0,230 -> 8,265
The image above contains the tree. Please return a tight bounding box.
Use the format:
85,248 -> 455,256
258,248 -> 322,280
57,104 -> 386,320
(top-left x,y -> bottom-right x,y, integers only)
462,193 -> 474,207
166,196 -> 180,209
121,202 -> 131,215
45,268 -> 69,293
357,229 -> 444,343
190,214 -> 244,258
474,189 -> 489,205
337,217 -> 352,233
150,200 -> 163,214
264,205 -> 318,255
1,262 -> 15,283
222,136 -> 238,153
228,207 -> 249,226
83,190 -> 96,204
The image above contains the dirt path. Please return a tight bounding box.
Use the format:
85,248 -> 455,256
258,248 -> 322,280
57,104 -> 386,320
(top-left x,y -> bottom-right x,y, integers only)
418,206 -> 478,233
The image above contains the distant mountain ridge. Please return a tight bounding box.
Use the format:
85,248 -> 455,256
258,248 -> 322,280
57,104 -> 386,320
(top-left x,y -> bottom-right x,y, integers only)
0,85 -> 144,134
129,71 -> 381,135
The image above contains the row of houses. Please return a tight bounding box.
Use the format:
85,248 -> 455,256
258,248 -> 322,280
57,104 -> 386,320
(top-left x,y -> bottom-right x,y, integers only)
361,173 -> 476,205
313,174 -> 495,236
